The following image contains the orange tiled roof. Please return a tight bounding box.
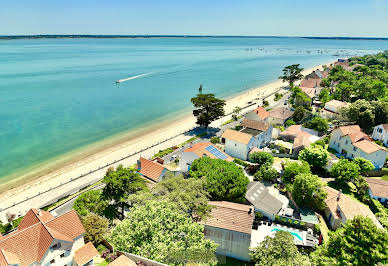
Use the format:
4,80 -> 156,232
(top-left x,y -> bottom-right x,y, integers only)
253,107 -> 269,120
300,86 -> 316,99
366,178 -> 388,198
280,125 -> 302,138
138,157 -> 166,183
241,119 -> 271,132
184,142 -> 233,161
338,125 -> 369,142
0,249 -> 20,265
353,139 -> 387,154
200,201 -> 254,234
221,129 -> 253,145
0,209 -> 85,266
268,107 -> 294,120
293,131 -> 313,149
324,187 -> 382,228
74,242 -> 99,266
109,255 -> 137,266
300,79 -> 319,88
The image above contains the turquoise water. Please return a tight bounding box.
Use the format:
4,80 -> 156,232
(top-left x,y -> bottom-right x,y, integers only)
271,227 -> 303,241
1,37 -> 388,181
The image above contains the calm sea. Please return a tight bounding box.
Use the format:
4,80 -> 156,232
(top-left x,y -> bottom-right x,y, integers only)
1,37 -> 388,181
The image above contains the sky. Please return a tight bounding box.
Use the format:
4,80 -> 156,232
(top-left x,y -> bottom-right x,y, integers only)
1,0 -> 388,37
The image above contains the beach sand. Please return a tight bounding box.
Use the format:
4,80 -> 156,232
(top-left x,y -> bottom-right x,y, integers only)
0,61 -> 333,223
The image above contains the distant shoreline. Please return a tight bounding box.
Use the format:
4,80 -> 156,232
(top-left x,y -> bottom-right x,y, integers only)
1,35 -> 388,41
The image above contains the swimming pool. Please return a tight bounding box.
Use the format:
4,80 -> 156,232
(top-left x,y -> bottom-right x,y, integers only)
271,227 -> 303,241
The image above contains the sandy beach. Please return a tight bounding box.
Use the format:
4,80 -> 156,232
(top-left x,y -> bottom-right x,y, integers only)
0,61 -> 333,223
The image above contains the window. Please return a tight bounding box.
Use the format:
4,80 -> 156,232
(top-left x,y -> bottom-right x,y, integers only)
333,141 -> 336,145
345,140 -> 348,145
353,147 -> 357,151
50,259 -> 55,264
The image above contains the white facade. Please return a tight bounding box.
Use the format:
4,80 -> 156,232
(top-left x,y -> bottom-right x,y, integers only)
224,137 -> 256,161
329,129 -> 388,169
255,126 -> 273,148
39,236 -> 85,266
372,125 -> 388,146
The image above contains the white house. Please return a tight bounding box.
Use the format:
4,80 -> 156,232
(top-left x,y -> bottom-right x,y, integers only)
372,124 -> 388,147
199,201 -> 254,261
366,178 -> 388,204
320,100 -> 349,119
0,208 -> 99,266
240,119 -> 273,148
221,129 -> 256,160
329,125 -> 388,169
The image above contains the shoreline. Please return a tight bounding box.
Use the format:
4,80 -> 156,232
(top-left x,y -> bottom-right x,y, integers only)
0,60 -> 333,221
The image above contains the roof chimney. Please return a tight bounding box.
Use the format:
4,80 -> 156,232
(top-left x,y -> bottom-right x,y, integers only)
337,189 -> 342,201
38,209 -> 42,216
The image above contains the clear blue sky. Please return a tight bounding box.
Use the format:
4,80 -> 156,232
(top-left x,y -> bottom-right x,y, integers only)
1,0 -> 387,37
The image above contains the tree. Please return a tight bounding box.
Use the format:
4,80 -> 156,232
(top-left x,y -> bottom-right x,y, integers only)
353,157 -> 374,174
189,157 -> 249,202
108,200 -> 218,265
311,216 -> 388,266
319,88 -> 331,104
340,99 -> 375,132
304,116 -> 329,133
254,164 -> 278,182
232,106 -> 242,121
279,64 -> 304,87
81,213 -> 109,246
191,93 -> 226,128
292,173 -> 327,211
331,158 -> 360,184
292,106 -> 306,123
73,190 -> 109,217
298,145 -> 329,169
102,165 -> 146,219
249,151 -> 274,166
250,231 -> 311,266
151,174 -> 212,219
282,161 -> 311,183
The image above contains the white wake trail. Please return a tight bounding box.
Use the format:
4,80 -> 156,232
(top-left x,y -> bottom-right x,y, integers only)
116,72 -> 152,83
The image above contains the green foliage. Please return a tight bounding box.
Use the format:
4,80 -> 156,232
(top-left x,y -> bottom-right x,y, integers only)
292,106 -> 306,123
250,231 -> 311,266
282,161 -> 311,183
191,93 -> 226,128
340,100 -> 376,132
331,158 -> 360,184
249,151 -> 274,166
263,99 -> 269,107
232,106 -> 242,120
102,165 -> 146,218
285,119 -> 296,127
279,64 -> 304,87
274,92 -> 283,101
304,116 -> 329,133
210,136 -> 220,144
295,90 -> 312,107
254,164 -> 278,182
311,216 -> 388,266
319,88 -> 331,103
233,158 -> 249,167
152,147 -> 175,159
74,190 -> 109,217
189,157 -> 249,202
108,200 -> 218,265
369,199 -> 388,229
353,157 -> 374,173
291,173 -> 327,211
81,212 -> 109,246
298,145 -> 329,169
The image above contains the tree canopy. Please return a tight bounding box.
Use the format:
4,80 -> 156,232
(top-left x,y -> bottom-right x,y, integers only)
191,93 -> 226,128
292,106 -> 306,123
282,161 -> 311,183
73,190 -> 108,217
298,145 -> 329,169
304,116 -> 329,133
189,157 -> 249,202
353,157 -> 374,173
330,158 -> 360,184
311,216 -> 388,266
291,173 -> 327,211
250,231 -> 311,266
108,200 -> 218,265
81,212 -> 109,246
249,151 -> 274,166
279,64 -> 304,87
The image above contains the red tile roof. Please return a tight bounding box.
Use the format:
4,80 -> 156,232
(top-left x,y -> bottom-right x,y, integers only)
280,125 -> 302,138
353,140 -> 387,154
253,107 -> 269,120
268,108 -> 294,120
300,87 -> 316,99
300,79 -> 319,88
0,210 -> 85,266
138,157 -> 167,183
184,142 -> 233,161
200,201 -> 254,234
74,242 -> 99,266
366,178 -> 388,198
338,125 -> 370,143
241,119 -> 271,132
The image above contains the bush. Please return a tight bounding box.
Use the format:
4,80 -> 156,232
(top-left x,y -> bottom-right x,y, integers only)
282,161 -> 311,183
299,145 -> 329,169
249,152 -> 274,166
254,164 -> 278,182
285,119 -> 296,127
353,157 -> 374,174
233,158 -> 249,167
210,136 -> 220,144
263,100 -> 269,107
304,116 -> 329,133
255,212 -> 264,221
331,159 -> 360,184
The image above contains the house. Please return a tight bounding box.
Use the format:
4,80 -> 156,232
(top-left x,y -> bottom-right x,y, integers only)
372,124 -> 388,147
221,129 -> 256,160
324,187 -> 382,230
240,119 -> 273,148
334,59 -> 350,70
320,99 -> 349,119
245,182 -> 285,220
292,131 -> 321,156
137,157 -> 170,183
305,70 -> 323,80
366,178 -> 388,204
180,142 -> 233,172
329,125 -> 388,169
279,125 -> 318,141
0,208 -> 99,266
267,108 -> 294,125
199,201 -> 254,261
245,107 -> 270,122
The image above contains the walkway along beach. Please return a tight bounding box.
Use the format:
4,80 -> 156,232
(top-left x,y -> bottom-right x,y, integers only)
0,62 -> 332,223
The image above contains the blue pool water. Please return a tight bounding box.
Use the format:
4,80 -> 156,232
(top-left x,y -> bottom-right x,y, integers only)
1,37 -> 388,182
271,227 -> 303,241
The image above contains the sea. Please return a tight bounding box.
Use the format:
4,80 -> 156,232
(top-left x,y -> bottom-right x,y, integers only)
1,37 -> 388,183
